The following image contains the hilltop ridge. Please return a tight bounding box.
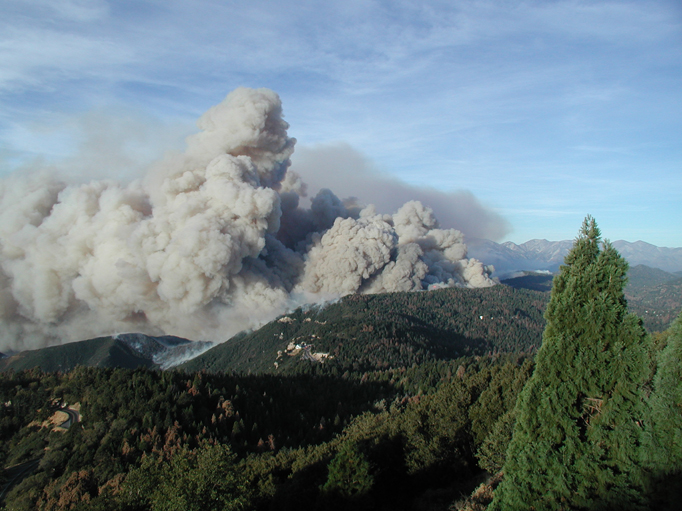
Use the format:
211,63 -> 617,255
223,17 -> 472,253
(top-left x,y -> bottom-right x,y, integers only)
0,334 -> 211,373
180,285 -> 547,375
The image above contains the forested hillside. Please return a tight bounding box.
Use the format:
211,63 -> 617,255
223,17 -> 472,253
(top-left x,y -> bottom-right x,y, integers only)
0,285 -> 548,510
502,265 -> 682,333
623,266 -> 682,333
0,335 -> 211,373
1,353 -> 533,510
0,337 -> 155,373
181,286 -> 547,375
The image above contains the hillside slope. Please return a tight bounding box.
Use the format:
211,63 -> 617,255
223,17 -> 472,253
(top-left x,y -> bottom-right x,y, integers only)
501,265 -> 682,332
180,286 -> 548,375
624,267 -> 682,332
0,334 -> 211,373
0,337 -> 152,372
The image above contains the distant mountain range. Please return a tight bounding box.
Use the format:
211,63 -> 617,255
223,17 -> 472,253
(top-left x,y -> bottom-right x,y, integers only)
468,238 -> 682,277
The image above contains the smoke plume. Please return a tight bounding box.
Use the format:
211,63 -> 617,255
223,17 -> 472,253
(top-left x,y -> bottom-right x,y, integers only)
290,143 -> 511,241
0,88 -> 497,351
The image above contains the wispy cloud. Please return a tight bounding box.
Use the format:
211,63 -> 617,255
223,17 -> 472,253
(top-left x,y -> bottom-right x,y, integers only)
0,0 -> 680,245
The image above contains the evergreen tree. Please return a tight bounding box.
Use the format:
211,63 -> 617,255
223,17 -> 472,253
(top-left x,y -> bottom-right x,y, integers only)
477,409 -> 517,474
120,443 -> 251,511
490,216 -> 649,510
320,441 -> 374,499
644,311 -> 682,508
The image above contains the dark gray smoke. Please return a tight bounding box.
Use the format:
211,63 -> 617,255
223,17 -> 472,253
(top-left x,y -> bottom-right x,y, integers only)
290,142 -> 511,241
0,88 -> 497,351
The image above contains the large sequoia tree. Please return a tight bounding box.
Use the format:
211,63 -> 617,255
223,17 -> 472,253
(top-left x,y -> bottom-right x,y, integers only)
490,216 -> 650,510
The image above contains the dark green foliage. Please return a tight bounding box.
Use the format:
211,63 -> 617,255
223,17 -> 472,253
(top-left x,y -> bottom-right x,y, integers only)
0,285 -> 544,510
0,335 -> 205,374
321,441 -> 374,500
624,269 -> 682,333
502,272 -> 555,292
468,358 -> 534,448
1,286 -> 547,378
3,248 -> 680,509
626,265 -> 679,290
119,443 -> 251,511
502,264 -> 682,333
476,409 -> 516,474
0,366 -> 389,510
229,356 -> 532,511
0,370 -> 58,469
181,286 -> 547,375
0,337 -> 155,373
0,350 -> 534,511
491,216 -> 650,510
648,312 -> 682,467
644,311 -> 682,508
4,470 -> 51,511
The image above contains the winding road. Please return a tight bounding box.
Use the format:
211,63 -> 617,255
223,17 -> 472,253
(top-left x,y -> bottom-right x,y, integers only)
58,407 -> 80,429
0,405 -> 80,505
0,458 -> 41,504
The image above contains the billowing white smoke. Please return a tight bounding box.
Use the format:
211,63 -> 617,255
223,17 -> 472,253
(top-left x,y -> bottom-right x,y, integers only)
0,88 -> 496,351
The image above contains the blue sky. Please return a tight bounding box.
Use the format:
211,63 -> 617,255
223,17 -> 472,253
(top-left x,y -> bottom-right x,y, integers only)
1,0 -> 680,246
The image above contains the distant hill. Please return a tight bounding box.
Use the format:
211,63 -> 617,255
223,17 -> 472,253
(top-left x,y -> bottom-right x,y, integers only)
623,266 -> 682,332
180,286 -> 548,375
626,264 -> 679,290
0,334 -> 212,373
501,264 -> 682,332
501,271 -> 554,292
468,238 -> 682,277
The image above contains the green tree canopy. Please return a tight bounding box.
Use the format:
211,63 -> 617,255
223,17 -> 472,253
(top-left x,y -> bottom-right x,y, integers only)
321,440 -> 374,500
120,443 -> 251,511
644,311 -> 682,508
490,216 -> 650,510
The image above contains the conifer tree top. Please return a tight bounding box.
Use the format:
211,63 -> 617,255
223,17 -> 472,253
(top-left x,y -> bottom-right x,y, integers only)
490,215 -> 648,511
563,214 -> 602,270
580,214 -> 601,242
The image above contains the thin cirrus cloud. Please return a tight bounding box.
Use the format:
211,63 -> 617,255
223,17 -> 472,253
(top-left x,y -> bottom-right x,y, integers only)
0,0 -> 680,246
